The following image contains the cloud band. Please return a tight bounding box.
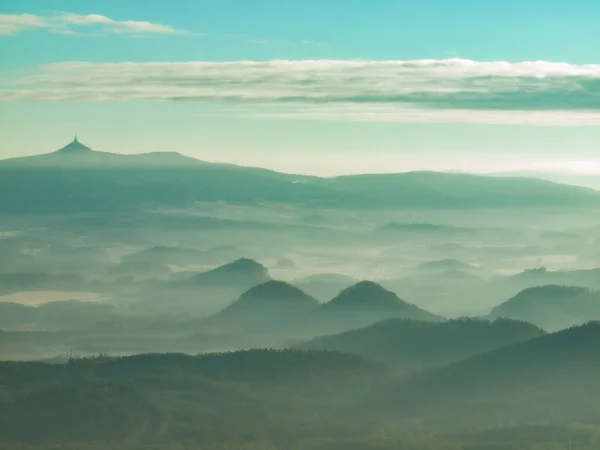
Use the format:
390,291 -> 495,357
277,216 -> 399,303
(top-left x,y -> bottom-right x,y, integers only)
0,12 -> 184,36
1,59 -> 599,125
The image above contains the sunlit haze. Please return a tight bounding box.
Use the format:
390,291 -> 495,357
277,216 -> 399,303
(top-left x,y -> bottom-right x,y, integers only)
1,2 -> 600,449
1,0 -> 600,177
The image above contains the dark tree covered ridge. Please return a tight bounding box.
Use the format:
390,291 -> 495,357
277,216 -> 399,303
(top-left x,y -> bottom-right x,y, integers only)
490,285 -> 600,330
302,317 -> 545,368
2,325 -> 600,447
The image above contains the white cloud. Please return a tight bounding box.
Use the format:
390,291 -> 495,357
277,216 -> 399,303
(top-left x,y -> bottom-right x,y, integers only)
0,14 -> 49,35
63,14 -> 114,26
0,12 -> 185,36
1,59 -> 600,125
116,20 -> 178,34
241,105 -> 600,127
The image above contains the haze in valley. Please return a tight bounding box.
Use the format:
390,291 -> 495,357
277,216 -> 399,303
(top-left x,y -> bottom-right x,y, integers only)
1,1 -> 600,449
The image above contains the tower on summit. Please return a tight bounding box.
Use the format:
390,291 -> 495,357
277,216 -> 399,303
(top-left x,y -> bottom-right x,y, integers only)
55,133 -> 93,154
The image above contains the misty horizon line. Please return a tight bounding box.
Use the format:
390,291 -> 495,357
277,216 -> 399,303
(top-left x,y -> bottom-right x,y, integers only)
3,135 -> 600,182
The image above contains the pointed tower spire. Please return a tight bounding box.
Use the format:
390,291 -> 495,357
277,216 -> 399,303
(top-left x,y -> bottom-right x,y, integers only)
55,132 -> 92,154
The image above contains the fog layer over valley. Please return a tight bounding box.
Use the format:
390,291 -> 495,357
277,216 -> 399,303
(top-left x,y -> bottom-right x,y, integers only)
1,140 -> 600,448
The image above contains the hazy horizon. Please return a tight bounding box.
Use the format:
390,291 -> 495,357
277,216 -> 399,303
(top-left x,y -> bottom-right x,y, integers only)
3,135 -> 600,188
2,3 -> 600,449
2,1 -> 600,177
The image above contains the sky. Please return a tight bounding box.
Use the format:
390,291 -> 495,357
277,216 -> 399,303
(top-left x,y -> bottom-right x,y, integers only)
0,0 -> 599,176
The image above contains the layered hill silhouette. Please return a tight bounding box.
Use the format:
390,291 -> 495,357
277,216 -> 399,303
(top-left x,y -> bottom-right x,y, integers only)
378,321 -> 600,428
2,342 -> 600,446
489,285 -> 600,331
179,258 -> 269,287
374,222 -> 479,236
5,136 -> 202,168
0,349 -> 385,445
294,273 -> 358,302
194,279 -> 441,337
127,258 -> 272,316
417,258 -> 476,272
1,138 -> 599,212
0,300 -> 115,331
320,281 -> 440,318
121,246 -> 206,267
212,280 -> 320,329
0,272 -> 102,296
312,281 -> 443,332
500,267 -> 600,291
325,170 -> 600,208
302,317 -> 544,369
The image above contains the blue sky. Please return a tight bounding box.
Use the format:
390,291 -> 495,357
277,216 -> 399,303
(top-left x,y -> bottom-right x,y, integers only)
1,0 -> 600,175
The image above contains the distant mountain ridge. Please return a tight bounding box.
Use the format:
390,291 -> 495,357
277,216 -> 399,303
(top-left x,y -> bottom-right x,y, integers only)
302,317 -> 545,368
417,258 -> 476,272
124,258 -> 272,317
378,321 -> 600,428
4,137 -> 204,168
374,222 -> 478,235
1,138 -> 598,212
214,280 -> 320,327
506,267 -> 600,290
489,285 -> 600,330
321,281 -> 437,315
55,137 -> 95,154
314,281 -> 443,331
492,170 -> 600,190
294,273 -> 358,302
186,258 -> 270,287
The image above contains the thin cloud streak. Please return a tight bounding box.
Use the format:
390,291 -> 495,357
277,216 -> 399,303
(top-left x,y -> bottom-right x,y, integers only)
0,14 -> 49,35
1,59 -> 600,125
241,105 -> 600,127
0,12 -> 186,36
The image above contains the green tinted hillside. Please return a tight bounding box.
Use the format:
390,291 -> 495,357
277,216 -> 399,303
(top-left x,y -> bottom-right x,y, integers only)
302,317 -> 544,368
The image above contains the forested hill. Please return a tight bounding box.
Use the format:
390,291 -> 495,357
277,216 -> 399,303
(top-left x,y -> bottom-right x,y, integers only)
302,317 -> 545,368
375,321 -> 600,428
0,349 -> 386,446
